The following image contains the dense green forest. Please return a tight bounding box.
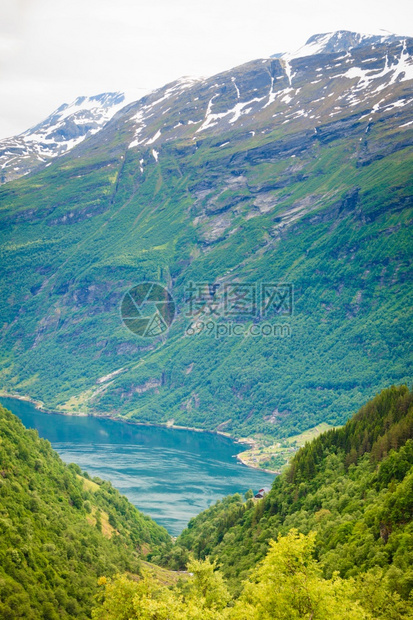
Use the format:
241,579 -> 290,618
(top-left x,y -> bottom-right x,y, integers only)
138,385 -> 413,618
0,404 -> 171,619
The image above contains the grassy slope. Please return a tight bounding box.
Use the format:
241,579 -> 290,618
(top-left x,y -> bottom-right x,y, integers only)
237,422 -> 337,472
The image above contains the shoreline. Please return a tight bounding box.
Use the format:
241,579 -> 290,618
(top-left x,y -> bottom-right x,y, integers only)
0,391 -> 54,413
236,453 -> 280,475
0,391 -> 276,475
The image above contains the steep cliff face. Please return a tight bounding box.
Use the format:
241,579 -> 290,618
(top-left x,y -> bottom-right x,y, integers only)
0,33 -> 412,437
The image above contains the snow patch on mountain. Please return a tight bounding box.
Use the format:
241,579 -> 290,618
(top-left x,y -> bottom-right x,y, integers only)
339,41 -> 413,91
283,33 -> 335,60
196,94 -> 266,133
146,129 -> 162,145
0,92 -> 134,184
128,76 -> 203,149
281,30 -> 405,61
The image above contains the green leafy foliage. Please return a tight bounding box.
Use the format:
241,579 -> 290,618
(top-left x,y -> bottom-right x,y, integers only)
0,404 -> 171,619
92,530 -> 397,619
230,530 -> 369,620
92,557 -> 232,620
164,386 -> 413,616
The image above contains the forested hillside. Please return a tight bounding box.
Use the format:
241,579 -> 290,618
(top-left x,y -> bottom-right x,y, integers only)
90,385 -> 413,618
0,404 -> 171,619
157,386 -> 413,612
0,36 -> 412,437
1,386 -> 412,618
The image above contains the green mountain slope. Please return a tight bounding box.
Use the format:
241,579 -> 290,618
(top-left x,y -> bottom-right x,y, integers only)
0,404 -> 171,619
166,384 -> 413,609
0,36 -> 412,437
89,385 -> 413,619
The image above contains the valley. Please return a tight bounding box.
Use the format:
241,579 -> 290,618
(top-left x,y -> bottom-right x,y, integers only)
1,381 -> 412,618
0,396 -> 275,535
0,27 -> 412,619
0,33 -> 412,439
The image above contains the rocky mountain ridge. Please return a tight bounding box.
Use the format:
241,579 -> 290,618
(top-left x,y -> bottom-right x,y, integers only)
279,30 -> 404,59
2,31 -> 411,186
0,92 -> 132,184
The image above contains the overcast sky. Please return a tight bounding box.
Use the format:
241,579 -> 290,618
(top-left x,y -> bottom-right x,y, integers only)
1,0 -> 412,139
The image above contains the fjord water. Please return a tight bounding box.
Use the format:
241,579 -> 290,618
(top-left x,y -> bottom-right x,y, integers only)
0,397 -> 275,535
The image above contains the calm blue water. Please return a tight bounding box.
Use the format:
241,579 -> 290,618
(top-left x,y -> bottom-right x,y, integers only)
0,397 -> 275,535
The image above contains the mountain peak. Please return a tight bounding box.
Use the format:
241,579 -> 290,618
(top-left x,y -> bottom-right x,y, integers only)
0,91 -> 132,185
280,30 -> 405,60
24,91 -> 130,139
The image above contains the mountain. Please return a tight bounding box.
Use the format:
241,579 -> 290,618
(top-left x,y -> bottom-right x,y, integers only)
0,33 -> 412,438
0,92 -> 131,185
164,386 -> 413,613
0,403 -> 171,618
279,30 -> 404,60
91,386 -> 413,619
2,30 -> 407,187
117,33 -> 413,153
